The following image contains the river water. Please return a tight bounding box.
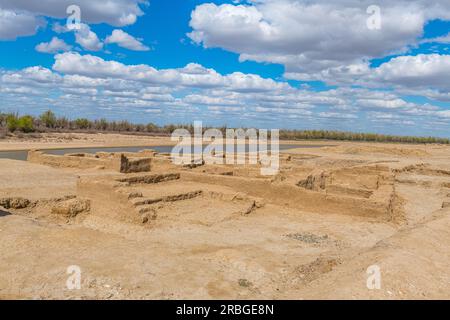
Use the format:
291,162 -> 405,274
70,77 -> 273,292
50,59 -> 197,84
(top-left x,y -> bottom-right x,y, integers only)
0,144 -> 328,161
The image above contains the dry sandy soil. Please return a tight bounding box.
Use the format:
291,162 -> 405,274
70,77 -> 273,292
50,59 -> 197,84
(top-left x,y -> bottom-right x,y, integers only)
0,133 -> 449,299
0,132 -> 176,151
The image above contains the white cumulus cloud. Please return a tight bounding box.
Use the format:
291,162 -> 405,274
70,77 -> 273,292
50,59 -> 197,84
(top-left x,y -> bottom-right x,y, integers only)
75,24 -> 103,51
0,0 -> 146,27
371,54 -> 450,90
105,29 -> 150,51
0,8 -> 45,40
188,0 -> 450,82
52,52 -> 289,91
35,37 -> 72,53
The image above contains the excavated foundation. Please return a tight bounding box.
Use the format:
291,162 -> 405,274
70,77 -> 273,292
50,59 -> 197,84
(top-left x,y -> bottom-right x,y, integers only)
12,148 -> 405,225
3,139 -> 450,300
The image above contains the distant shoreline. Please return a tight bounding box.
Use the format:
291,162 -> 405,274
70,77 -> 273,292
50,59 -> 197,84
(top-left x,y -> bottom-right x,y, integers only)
0,132 -> 338,152
2,111 -> 449,145
1,132 -> 449,155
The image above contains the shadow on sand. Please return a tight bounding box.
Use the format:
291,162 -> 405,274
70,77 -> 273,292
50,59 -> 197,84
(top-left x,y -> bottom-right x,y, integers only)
0,209 -> 11,217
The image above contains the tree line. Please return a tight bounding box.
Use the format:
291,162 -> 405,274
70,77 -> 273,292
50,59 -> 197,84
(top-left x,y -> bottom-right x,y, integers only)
0,111 -> 181,135
1,110 -> 448,144
279,129 -> 449,144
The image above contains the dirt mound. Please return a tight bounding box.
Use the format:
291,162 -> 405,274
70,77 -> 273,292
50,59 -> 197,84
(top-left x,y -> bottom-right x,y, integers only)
395,164 -> 450,177
0,197 -> 33,209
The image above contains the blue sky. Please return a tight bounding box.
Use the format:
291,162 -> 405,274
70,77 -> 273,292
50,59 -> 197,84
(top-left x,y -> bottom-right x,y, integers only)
0,1 -> 285,77
1,0 -> 450,136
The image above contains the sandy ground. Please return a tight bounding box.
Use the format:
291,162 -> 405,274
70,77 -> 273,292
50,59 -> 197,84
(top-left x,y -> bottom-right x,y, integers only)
0,132 -> 176,151
0,132 -> 332,151
0,133 -> 450,299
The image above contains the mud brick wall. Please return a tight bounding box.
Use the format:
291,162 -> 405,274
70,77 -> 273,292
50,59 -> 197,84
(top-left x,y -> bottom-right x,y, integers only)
27,150 -> 119,170
119,154 -> 152,173
27,150 -> 152,173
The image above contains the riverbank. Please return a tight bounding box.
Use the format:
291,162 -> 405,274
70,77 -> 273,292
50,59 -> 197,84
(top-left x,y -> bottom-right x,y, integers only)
0,132 -> 176,152
1,131 -> 446,152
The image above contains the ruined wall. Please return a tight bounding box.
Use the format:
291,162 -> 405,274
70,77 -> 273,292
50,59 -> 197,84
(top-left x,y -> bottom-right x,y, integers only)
27,150 -> 152,173
180,171 -> 390,218
77,173 -> 182,224
119,154 -> 152,173
27,150 -> 119,170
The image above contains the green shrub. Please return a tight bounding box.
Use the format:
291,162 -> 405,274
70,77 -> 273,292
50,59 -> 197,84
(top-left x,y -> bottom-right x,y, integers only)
74,118 -> 90,129
40,110 -> 57,128
17,116 -> 35,133
6,114 -> 19,132
146,123 -> 158,133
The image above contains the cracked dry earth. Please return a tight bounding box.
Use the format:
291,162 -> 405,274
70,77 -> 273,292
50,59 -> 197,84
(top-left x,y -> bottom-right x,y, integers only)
1,140 -> 450,299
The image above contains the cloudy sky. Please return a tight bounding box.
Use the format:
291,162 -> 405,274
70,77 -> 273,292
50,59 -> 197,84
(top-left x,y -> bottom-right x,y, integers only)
1,0 -> 450,136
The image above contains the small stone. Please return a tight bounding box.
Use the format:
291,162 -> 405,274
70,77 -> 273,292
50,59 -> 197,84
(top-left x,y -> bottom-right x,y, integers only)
128,192 -> 143,199
242,201 -> 257,215
238,279 -> 252,288
254,199 -> 265,208
286,232 -> 329,244
233,192 -> 247,201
